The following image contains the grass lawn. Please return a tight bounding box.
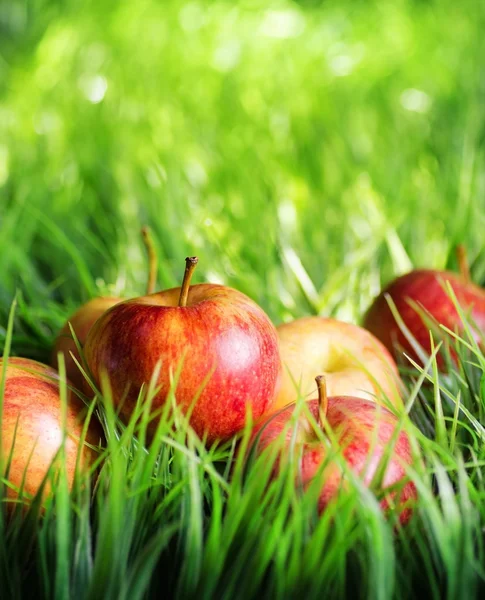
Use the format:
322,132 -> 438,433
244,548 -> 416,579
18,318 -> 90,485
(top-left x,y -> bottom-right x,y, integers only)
1,0 -> 485,597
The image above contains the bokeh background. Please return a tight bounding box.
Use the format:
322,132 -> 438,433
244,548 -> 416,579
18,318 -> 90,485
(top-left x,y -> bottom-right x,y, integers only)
1,0 -> 485,358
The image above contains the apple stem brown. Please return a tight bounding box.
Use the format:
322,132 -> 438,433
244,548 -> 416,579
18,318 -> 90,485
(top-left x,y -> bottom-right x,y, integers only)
178,257 -> 199,307
456,244 -> 471,284
141,226 -> 158,295
315,375 -> 328,428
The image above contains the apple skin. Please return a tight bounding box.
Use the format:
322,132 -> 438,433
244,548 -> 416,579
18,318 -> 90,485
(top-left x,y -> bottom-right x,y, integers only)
0,357 -> 102,508
249,396 -> 417,525
275,317 -> 402,411
84,283 -> 282,444
362,269 -> 485,365
52,297 -> 121,390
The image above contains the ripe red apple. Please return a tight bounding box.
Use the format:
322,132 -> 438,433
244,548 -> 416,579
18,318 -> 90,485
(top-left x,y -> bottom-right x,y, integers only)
249,377 -> 418,525
363,249 -> 485,366
51,226 -> 158,390
275,317 -> 402,412
84,257 -> 282,444
0,357 -> 102,508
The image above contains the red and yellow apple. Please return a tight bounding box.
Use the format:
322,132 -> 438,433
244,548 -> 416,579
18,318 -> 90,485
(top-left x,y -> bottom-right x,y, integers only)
274,317 -> 402,411
0,357 -> 102,508
84,258 -> 282,444
249,377 -> 417,525
52,296 -> 121,390
363,266 -> 485,366
51,225 -> 158,390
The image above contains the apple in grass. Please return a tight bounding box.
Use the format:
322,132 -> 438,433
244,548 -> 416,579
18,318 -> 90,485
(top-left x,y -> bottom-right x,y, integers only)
51,226 -> 158,390
249,376 -> 418,525
84,257 -> 282,444
51,296 -> 122,391
0,357 -> 101,508
274,317 -> 402,412
362,246 -> 485,367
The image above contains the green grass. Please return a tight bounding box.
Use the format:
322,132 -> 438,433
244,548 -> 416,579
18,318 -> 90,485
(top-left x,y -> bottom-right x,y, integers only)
1,0 -> 485,597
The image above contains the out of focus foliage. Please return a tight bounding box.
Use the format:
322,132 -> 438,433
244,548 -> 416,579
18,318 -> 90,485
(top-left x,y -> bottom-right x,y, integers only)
1,0 -> 485,338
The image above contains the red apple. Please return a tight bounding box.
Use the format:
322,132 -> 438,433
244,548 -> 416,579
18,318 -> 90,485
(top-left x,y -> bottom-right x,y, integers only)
275,317 -> 402,411
362,252 -> 485,366
249,377 -> 418,525
0,357 -> 102,508
84,257 -> 282,444
51,226 -> 158,390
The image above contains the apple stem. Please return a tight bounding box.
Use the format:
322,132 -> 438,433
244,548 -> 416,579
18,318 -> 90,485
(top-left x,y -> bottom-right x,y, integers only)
456,244 -> 471,284
178,257 -> 199,307
315,375 -> 328,428
141,226 -> 158,295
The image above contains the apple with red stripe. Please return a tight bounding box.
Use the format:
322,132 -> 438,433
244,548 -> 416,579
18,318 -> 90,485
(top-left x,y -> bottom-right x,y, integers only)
84,257 -> 282,444
363,246 -> 485,367
0,357 -> 101,509
248,376 -> 418,525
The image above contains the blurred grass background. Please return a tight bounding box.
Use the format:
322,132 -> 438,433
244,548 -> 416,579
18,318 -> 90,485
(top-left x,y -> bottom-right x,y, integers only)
2,2 -> 485,598
1,0 -> 485,353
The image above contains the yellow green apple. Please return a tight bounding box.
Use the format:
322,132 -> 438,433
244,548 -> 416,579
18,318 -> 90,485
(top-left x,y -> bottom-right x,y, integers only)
274,316 -> 402,411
